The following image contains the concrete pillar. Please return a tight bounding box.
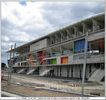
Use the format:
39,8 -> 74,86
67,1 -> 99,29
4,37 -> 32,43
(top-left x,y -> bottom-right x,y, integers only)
74,27 -> 79,36
71,65 -> 73,78
82,23 -> 88,34
73,65 -> 80,78
60,32 -> 63,41
57,67 -> 59,77
54,67 -> 57,77
67,66 -> 70,78
60,67 -> 62,77
61,66 -> 67,77
92,19 -> 100,31
66,29 -> 71,39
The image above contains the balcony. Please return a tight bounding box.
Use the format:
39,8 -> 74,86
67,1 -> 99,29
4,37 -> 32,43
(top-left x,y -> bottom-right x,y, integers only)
12,51 -> 104,67
73,52 -> 104,64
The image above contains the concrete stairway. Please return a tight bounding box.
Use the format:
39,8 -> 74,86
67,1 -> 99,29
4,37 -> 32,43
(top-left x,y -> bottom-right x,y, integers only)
88,69 -> 105,82
17,68 -> 26,74
26,68 -> 36,75
40,67 -> 54,76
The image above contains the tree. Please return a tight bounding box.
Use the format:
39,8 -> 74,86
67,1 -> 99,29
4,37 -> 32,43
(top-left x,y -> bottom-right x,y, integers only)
1,63 -> 7,70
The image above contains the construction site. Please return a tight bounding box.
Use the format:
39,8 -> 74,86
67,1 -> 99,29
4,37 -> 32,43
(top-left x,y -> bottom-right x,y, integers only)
1,13 -> 105,97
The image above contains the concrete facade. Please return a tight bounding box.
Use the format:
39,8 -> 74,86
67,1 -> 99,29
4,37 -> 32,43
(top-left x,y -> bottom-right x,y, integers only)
8,13 -> 105,82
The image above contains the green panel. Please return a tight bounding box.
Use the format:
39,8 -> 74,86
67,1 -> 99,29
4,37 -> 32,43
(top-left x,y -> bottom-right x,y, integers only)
51,58 -> 57,64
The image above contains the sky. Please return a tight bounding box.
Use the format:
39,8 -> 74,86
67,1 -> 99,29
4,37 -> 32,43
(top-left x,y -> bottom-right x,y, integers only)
1,1 -> 105,64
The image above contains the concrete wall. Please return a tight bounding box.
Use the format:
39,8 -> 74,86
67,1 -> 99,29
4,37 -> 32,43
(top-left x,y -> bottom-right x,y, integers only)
73,66 -> 80,78
73,54 -> 104,64
51,65 -> 82,78
57,57 -> 61,64
30,39 -> 47,51
61,66 -> 67,77
69,55 -> 73,64
41,64 -> 102,80
88,31 -> 104,41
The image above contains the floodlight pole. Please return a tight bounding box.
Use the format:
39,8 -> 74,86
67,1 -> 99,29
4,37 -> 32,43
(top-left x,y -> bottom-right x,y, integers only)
8,45 -> 13,85
8,43 -> 16,85
81,32 -> 88,96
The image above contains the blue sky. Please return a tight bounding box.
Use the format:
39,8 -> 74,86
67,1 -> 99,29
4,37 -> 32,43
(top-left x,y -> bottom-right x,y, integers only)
1,1 -> 105,64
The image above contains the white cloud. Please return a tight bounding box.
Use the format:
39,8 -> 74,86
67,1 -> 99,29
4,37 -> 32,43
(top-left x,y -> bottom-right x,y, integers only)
83,2 -> 100,8
1,2 -> 19,26
1,36 -> 10,42
1,42 -> 14,47
1,2 -> 45,27
14,31 -> 34,42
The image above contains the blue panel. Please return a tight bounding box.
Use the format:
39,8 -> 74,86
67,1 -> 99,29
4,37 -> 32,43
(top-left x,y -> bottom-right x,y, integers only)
47,59 -> 50,64
81,39 -> 85,51
74,39 -> 85,52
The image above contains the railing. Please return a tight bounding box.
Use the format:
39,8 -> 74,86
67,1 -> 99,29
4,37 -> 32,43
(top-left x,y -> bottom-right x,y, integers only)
73,52 -> 104,60
12,52 -> 104,67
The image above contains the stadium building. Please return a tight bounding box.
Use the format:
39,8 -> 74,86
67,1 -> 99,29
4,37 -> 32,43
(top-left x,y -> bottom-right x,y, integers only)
7,13 -> 105,83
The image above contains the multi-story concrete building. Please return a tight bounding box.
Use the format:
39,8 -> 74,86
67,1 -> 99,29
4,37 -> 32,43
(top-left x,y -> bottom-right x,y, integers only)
7,13 -> 105,83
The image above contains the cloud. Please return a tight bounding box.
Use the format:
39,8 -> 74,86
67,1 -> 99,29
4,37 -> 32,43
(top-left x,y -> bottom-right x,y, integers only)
1,1 -> 105,64
1,36 -> 10,42
42,2 -> 105,28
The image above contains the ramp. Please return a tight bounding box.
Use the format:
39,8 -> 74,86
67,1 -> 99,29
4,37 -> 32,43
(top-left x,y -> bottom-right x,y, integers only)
17,68 -> 26,74
88,69 -> 105,82
26,68 -> 36,75
40,67 -> 53,76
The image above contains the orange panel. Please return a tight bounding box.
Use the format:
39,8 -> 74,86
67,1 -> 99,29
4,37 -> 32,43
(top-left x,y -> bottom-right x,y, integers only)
61,57 -> 68,64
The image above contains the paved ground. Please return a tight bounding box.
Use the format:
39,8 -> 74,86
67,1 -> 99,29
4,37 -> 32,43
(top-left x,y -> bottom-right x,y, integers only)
1,73 -> 105,97
2,81 -> 81,97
